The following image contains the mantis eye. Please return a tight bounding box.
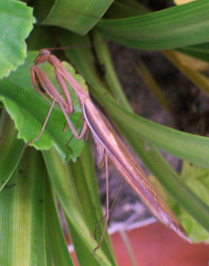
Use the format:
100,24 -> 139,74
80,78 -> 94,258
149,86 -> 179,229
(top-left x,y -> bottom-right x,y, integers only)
41,51 -> 48,55
34,49 -> 50,64
39,49 -> 50,57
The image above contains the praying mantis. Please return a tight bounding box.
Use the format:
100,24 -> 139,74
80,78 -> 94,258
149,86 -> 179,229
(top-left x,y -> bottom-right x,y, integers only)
29,49 -> 190,252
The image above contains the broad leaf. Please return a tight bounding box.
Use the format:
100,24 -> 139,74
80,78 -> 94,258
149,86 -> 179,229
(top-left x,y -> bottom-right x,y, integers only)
0,0 -> 35,78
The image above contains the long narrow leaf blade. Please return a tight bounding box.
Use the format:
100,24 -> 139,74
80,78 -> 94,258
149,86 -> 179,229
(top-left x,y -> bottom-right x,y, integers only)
34,0 -> 113,35
0,108 -> 25,190
98,0 -> 209,50
69,141 -> 117,266
44,176 -> 75,266
42,148 -> 113,266
0,148 -> 46,266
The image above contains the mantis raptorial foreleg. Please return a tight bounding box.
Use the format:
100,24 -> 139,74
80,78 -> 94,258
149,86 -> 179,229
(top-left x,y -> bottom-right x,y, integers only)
29,64 -> 88,145
58,100 -> 88,140
54,69 -> 74,114
31,65 -> 71,112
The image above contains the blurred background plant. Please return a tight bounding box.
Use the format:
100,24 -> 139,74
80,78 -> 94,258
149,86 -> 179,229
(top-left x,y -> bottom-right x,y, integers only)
0,0 -> 209,265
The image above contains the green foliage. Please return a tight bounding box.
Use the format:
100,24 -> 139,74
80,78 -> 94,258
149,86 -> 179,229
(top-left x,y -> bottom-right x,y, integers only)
98,0 -> 209,50
1,0 -> 209,265
161,161 -> 209,243
34,0 -> 113,34
0,0 -> 35,78
0,148 -> 47,265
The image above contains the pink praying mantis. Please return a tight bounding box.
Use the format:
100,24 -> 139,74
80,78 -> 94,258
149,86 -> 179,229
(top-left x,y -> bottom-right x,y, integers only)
28,49 -> 191,252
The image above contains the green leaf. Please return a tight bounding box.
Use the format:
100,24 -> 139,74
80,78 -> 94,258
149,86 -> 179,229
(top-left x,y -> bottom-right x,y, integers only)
178,43 -> 209,63
91,29 -> 132,111
43,148 -> 114,266
0,108 -> 25,190
27,25 -> 58,51
69,141 -> 117,266
97,0 -> 209,50
0,52 -> 84,162
105,0 -> 150,18
166,162 -> 209,243
0,0 -> 35,78
34,0 -> 113,35
98,94 -> 209,169
44,176 -> 75,266
0,148 -> 47,266
66,221 -> 100,266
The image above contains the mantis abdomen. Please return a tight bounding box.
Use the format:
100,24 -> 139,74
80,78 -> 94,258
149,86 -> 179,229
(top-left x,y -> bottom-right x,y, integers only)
83,97 -> 189,242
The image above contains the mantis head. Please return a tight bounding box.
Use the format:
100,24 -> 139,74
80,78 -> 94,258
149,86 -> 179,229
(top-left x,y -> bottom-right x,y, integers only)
34,49 -> 51,65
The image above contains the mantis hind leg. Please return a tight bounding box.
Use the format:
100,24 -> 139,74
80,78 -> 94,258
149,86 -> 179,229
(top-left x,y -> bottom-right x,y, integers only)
93,153 -> 109,254
93,177 -> 124,250
94,153 -> 124,253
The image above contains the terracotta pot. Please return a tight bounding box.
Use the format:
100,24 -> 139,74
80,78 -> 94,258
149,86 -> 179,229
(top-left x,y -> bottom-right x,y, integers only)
68,222 -> 209,265
111,222 -> 209,266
